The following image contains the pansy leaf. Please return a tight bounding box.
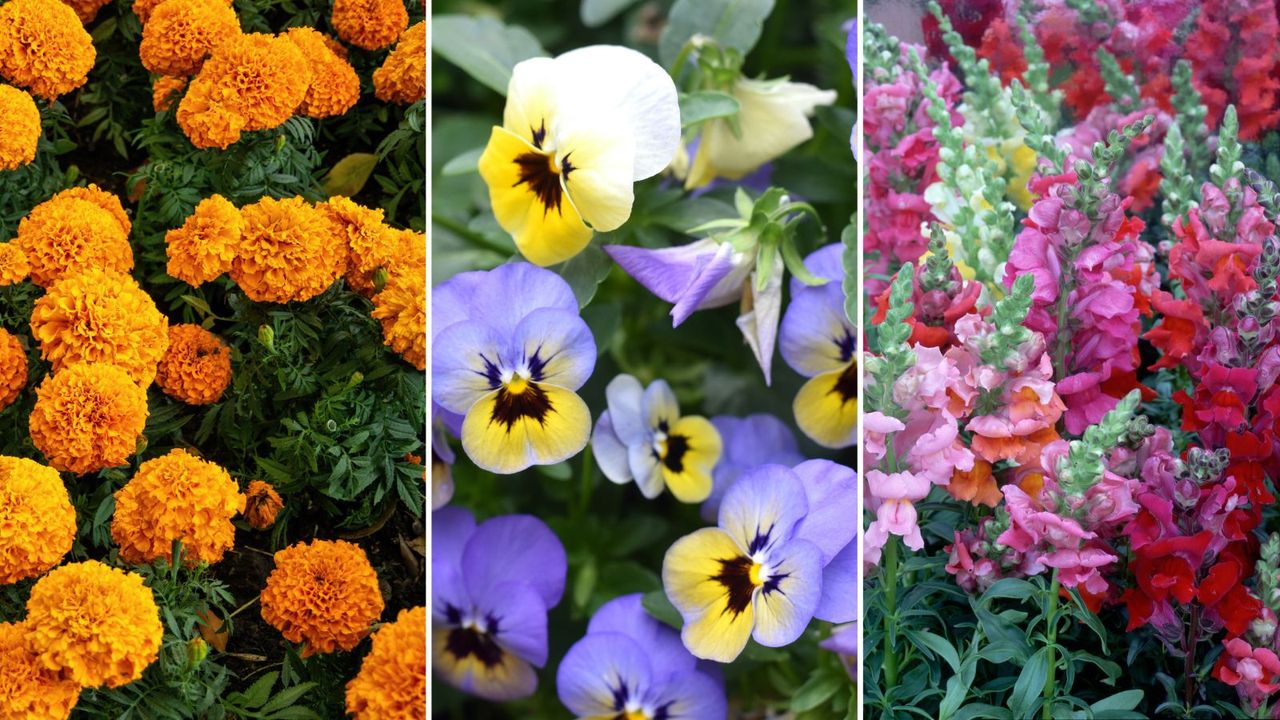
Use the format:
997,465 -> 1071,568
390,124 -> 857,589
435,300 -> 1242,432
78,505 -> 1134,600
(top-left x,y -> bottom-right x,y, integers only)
841,215 -> 856,325
658,0 -> 776,69
580,0 -> 642,27
641,589 -> 683,629
440,147 -> 483,176
679,91 -> 741,127
432,15 -> 547,96
553,240 -> 614,308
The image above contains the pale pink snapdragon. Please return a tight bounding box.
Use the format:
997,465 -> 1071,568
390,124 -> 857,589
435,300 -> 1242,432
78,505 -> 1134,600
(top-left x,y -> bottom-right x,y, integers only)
864,469 -> 931,566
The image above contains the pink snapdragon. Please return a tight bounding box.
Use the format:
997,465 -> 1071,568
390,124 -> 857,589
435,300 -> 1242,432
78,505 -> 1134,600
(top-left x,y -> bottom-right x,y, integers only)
864,469 -> 931,566
1215,638 -> 1280,712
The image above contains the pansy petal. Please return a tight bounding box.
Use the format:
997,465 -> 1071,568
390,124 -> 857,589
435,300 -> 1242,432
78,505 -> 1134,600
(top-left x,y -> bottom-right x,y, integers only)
669,241 -> 741,326
432,262 -> 579,337
779,280 -> 851,377
551,45 -> 680,180
642,379 -> 680,430
478,125 -> 594,267
503,56 -> 559,147
753,538 -> 823,647
649,666 -> 729,719
737,257 -> 783,384
661,415 -> 721,504
462,513 -> 567,610
558,120 -> 636,232
431,319 -> 503,415
814,540 -> 857,624
586,593 -> 697,677
473,580 -> 551,666
717,465 -> 810,556
432,506 -> 476,618
591,411 -> 633,484
510,307 -> 597,391
794,366 -> 858,449
433,627 -> 539,701
605,373 -> 647,444
605,239 -> 745,327
556,632 -> 653,717
680,594 -> 755,663
462,384 -> 592,474
629,442 -> 665,499
663,527 -> 747,613
792,459 -> 858,564
701,414 -> 804,522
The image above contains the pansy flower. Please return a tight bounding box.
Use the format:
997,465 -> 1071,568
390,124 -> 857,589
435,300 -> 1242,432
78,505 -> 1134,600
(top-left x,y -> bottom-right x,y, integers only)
556,593 -> 727,720
432,507 -> 566,701
779,244 -> 857,448
793,460 -> 858,624
478,46 -> 680,267
432,263 -> 596,474
700,413 -> 803,521
662,464 -> 826,662
591,374 -> 722,503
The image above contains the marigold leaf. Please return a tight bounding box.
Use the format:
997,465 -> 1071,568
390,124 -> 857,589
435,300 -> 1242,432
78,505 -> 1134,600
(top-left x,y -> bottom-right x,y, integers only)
321,153 -> 378,198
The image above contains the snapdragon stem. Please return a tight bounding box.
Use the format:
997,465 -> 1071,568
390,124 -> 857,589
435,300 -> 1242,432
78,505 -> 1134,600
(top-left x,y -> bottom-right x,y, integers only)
882,537 -> 900,689
1042,571 -> 1060,720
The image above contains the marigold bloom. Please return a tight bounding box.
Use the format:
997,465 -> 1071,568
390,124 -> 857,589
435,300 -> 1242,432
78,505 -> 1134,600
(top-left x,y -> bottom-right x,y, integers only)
60,0 -> 112,22
31,268 -> 169,386
345,606 -> 427,719
232,196 -> 346,303
152,75 -> 187,112
140,0 -> 240,77
29,363 -> 148,475
0,622 -> 79,719
24,560 -> 163,688
165,194 -> 241,285
373,21 -> 424,105
0,242 -> 29,285
321,196 -> 398,296
331,0 -> 407,51
243,479 -> 283,529
53,184 -> 131,236
0,329 -> 25,412
0,456 -> 74,584
260,539 -> 384,656
0,0 -> 95,100
155,324 -> 232,404
14,196 -> 133,288
372,250 -> 425,370
112,449 -> 245,565
284,27 -> 359,118
0,85 -> 39,171
175,79 -> 245,149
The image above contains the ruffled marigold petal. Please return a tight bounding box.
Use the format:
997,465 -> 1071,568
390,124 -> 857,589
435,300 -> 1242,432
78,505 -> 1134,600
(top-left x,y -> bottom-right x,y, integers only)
373,21 -> 425,105
345,606 -> 427,719
0,621 -> 79,719
29,363 -> 148,475
243,479 -> 283,529
331,0 -> 408,50
0,85 -> 40,170
13,194 -> 133,288
260,539 -> 385,656
0,328 -> 26,412
0,456 -> 74,584
139,0 -> 240,77
284,27 -> 360,119
155,323 -> 232,404
231,196 -> 346,303
0,0 -> 95,100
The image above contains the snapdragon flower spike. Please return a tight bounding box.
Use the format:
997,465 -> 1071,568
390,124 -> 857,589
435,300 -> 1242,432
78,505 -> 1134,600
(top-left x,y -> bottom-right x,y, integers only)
592,374 -> 722,503
700,413 -> 803,522
556,594 -> 727,720
779,244 -> 857,448
432,507 -> 567,701
478,46 -> 680,267
432,263 -> 596,474
663,465 -> 824,662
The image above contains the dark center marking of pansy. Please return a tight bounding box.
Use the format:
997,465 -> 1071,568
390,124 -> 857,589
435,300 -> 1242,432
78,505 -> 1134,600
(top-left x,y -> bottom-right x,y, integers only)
490,378 -> 554,431
513,152 -> 564,217
713,556 -> 760,617
835,327 -> 856,363
830,361 -> 857,404
443,611 -> 505,668
531,121 -> 547,149
662,434 -> 690,472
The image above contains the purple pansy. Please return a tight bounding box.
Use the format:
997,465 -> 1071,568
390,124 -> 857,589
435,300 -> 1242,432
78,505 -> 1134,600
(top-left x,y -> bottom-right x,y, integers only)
700,413 -> 805,522
432,507 -> 567,701
603,239 -> 754,327
556,593 -> 727,719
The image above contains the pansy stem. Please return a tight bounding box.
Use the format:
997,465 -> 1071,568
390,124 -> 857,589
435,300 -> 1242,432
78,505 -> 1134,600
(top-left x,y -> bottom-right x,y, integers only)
1042,571 -> 1060,720
882,537 -> 900,689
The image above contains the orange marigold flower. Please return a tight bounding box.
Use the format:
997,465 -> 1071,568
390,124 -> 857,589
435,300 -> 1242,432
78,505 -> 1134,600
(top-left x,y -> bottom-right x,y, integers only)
0,329 -> 25,412
139,0 -> 240,77
52,183 -> 131,236
0,85 -> 40,171
284,27 -> 359,119
175,78 -> 245,149
0,622 -> 79,719
155,324 -> 232,405
0,0 -> 95,100
332,0 -> 407,50
345,606 -> 426,720
232,196 -> 346,303
112,448 -> 245,566
165,194 -> 241,285
29,363 -> 148,475
24,560 -> 162,688
260,539 -> 384,657
321,196 -> 399,296
373,21 -> 425,105
0,456 -> 75,584
30,268 -> 169,386
371,241 -> 425,370
13,195 -> 133,288
59,0 -> 112,23
152,75 -> 187,112
0,243 -> 29,285
244,479 -> 283,529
